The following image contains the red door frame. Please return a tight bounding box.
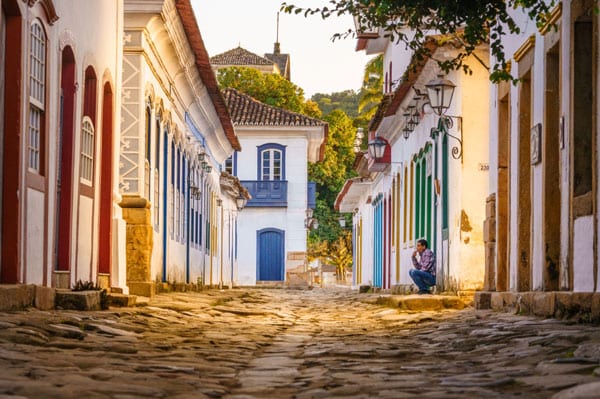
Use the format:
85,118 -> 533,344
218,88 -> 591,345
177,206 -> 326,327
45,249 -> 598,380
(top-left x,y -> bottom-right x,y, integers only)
98,82 -> 113,276
1,3 -> 22,283
56,47 -> 76,272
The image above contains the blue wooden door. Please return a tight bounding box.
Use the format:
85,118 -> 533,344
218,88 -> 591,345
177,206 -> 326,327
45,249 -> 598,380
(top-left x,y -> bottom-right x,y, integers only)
257,228 -> 285,281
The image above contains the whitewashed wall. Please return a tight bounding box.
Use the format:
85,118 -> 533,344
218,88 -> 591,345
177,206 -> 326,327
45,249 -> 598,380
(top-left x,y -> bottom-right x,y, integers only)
492,3 -> 596,292
29,0 -> 123,287
235,130 -> 312,285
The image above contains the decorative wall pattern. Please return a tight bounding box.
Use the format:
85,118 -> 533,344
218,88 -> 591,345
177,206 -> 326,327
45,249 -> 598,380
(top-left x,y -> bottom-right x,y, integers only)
120,52 -> 141,194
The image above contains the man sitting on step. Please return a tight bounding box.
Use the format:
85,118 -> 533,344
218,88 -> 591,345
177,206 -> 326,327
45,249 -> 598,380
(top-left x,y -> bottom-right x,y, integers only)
409,238 -> 436,295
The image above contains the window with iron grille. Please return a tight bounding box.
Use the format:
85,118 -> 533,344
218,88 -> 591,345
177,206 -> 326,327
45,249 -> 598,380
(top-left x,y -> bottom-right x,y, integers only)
80,117 -> 94,184
28,21 -> 46,173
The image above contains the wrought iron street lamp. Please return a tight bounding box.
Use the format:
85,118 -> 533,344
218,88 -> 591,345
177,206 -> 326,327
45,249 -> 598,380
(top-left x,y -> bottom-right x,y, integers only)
426,76 -> 455,117
235,195 -> 247,210
367,136 -> 387,159
426,76 -> 463,161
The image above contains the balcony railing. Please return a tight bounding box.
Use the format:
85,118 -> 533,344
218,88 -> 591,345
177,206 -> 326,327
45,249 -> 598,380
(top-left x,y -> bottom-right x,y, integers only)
241,180 -> 288,207
307,181 -> 316,209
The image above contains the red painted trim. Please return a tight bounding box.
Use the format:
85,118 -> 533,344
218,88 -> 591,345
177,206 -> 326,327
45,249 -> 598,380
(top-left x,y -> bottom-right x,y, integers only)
76,66 -> 98,281
334,180 -> 353,211
1,10 -> 22,283
98,83 -> 113,276
355,38 -> 367,51
56,47 -> 76,272
79,66 -> 97,199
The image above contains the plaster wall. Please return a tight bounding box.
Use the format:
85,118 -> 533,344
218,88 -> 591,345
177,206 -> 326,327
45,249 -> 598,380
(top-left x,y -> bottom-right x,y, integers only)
76,196 -> 94,283
375,45 -> 490,291
455,60 -> 490,290
559,4 -> 572,291
25,188 -> 45,285
573,216 -> 594,292
382,38 -> 414,92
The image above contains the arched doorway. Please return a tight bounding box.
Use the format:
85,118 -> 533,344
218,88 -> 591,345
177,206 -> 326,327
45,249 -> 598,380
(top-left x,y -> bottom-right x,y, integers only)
98,82 -> 113,285
56,46 -> 76,277
256,228 -> 284,281
1,1 -> 22,283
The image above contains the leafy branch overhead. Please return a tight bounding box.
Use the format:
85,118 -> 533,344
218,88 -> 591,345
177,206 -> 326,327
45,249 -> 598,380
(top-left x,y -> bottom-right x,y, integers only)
281,0 -> 558,82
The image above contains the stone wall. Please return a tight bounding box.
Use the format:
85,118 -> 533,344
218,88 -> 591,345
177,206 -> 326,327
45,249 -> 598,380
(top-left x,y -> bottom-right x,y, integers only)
120,196 -> 155,297
483,194 -> 496,291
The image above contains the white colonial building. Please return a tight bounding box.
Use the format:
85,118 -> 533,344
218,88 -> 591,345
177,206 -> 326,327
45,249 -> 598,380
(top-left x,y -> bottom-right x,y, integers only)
0,0 -> 242,299
482,0 -> 600,303
0,0 -> 123,289
337,33 -> 490,292
222,88 -> 326,286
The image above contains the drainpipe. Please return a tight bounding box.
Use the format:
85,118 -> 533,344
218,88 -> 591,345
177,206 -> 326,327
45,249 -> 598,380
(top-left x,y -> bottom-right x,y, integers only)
201,177 -> 207,287
185,158 -> 190,284
432,139 -> 439,289
219,201 -> 224,289
209,192 -> 214,286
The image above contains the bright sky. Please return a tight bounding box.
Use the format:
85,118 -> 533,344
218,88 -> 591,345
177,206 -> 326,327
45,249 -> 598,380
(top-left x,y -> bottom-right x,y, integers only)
191,0 -> 372,98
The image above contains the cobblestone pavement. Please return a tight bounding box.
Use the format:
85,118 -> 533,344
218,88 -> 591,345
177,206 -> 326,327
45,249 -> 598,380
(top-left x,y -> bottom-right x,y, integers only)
1,288 -> 600,399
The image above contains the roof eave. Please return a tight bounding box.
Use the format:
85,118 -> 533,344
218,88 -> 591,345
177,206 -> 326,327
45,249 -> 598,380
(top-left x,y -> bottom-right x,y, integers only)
174,0 -> 240,151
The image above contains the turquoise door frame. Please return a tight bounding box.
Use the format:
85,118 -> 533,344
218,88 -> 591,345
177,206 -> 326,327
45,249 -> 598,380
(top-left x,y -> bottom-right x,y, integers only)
373,195 -> 383,288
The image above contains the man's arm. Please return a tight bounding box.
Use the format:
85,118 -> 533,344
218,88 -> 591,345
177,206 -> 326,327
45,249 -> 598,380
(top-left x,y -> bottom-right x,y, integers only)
411,252 -> 421,270
420,250 -> 435,274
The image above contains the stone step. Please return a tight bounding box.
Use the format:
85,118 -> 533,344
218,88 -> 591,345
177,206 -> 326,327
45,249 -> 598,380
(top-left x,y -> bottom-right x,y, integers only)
376,294 -> 470,311
108,293 -> 137,307
55,290 -> 103,311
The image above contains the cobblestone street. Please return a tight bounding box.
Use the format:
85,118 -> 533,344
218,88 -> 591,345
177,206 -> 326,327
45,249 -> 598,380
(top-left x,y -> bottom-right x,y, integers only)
1,288 -> 599,398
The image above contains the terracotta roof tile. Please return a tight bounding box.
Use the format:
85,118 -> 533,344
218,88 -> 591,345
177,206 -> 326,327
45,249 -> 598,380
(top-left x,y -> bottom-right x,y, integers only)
222,88 -> 326,127
211,46 -> 275,66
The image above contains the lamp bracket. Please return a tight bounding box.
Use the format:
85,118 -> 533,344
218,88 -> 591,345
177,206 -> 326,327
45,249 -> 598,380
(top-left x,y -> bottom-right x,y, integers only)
430,115 -> 463,162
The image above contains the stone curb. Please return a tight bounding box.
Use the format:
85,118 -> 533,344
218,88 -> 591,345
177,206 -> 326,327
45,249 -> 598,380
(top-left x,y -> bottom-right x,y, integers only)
475,291 -> 600,321
0,285 -> 137,311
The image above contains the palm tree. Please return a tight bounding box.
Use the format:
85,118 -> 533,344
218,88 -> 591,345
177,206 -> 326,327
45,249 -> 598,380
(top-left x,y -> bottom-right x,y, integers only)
358,54 -> 383,120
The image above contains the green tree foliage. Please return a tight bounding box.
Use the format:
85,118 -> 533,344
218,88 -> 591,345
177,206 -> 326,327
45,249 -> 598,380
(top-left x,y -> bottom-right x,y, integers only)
308,109 -> 357,247
309,109 -> 357,206
216,66 -> 321,118
217,65 -> 358,276
311,90 -> 360,118
282,0 -> 558,82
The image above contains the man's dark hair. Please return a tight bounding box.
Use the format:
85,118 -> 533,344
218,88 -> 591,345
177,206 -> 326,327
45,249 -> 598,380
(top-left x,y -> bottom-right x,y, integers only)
417,238 -> 428,248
